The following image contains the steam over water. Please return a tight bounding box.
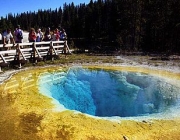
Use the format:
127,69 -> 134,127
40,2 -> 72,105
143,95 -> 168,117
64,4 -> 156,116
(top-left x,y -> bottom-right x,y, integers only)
39,67 -> 180,117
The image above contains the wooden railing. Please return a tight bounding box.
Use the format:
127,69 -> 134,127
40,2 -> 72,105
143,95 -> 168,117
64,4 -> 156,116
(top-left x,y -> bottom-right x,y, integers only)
0,40 -> 71,69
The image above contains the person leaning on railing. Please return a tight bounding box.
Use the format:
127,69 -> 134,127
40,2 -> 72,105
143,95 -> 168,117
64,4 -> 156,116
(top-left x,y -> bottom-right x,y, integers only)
2,29 -> 15,50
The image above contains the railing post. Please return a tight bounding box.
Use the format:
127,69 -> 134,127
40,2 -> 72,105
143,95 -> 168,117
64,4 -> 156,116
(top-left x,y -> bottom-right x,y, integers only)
16,43 -> 22,68
64,40 -> 71,54
32,42 -> 36,63
50,41 -> 53,60
63,41 -> 66,55
16,43 -> 20,61
12,43 -> 20,68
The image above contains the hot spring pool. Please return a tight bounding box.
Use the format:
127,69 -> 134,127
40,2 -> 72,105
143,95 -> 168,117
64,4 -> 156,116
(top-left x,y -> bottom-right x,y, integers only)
38,67 -> 180,117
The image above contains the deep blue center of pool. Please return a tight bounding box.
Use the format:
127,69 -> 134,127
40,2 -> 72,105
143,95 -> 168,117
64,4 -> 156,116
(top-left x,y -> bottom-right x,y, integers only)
39,67 -> 180,117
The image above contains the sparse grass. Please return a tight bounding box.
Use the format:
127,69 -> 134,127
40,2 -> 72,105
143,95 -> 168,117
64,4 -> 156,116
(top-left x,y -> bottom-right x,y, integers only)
23,54 -> 124,67
1,53 -> 180,71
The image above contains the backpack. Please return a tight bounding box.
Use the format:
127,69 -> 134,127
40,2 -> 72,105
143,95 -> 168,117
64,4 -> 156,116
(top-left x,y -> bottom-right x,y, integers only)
17,31 -> 23,39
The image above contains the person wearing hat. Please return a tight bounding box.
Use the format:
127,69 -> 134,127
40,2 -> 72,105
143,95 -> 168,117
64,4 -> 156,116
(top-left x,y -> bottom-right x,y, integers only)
14,25 -> 23,43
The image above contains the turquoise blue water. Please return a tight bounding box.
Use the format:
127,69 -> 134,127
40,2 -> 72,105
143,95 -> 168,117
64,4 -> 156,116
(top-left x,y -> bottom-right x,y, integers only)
38,67 -> 180,117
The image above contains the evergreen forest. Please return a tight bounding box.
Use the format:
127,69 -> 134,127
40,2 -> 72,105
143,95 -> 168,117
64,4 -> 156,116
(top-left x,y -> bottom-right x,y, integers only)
0,0 -> 180,54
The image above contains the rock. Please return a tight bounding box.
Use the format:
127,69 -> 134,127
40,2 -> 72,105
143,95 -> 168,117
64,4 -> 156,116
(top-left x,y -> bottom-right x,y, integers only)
123,135 -> 129,140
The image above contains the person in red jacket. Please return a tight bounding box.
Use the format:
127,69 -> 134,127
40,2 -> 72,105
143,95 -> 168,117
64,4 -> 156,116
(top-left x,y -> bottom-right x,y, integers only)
28,28 -> 37,42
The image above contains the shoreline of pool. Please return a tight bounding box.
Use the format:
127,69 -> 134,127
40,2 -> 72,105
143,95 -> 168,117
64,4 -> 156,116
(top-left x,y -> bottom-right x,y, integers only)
0,63 -> 180,139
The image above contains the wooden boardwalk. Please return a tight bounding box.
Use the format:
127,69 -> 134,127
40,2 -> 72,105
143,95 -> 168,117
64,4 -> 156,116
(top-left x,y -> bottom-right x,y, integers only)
0,40 -> 71,69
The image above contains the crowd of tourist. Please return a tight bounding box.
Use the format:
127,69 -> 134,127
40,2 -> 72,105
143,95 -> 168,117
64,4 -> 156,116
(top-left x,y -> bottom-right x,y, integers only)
0,25 -> 67,47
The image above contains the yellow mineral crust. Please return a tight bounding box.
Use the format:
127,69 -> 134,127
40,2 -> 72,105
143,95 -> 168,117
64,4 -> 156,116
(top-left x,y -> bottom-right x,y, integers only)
0,66 -> 180,140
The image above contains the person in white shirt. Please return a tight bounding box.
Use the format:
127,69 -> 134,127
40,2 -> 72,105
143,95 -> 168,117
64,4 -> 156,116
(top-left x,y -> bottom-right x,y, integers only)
3,29 -> 14,44
3,29 -> 15,50
36,28 -> 44,42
